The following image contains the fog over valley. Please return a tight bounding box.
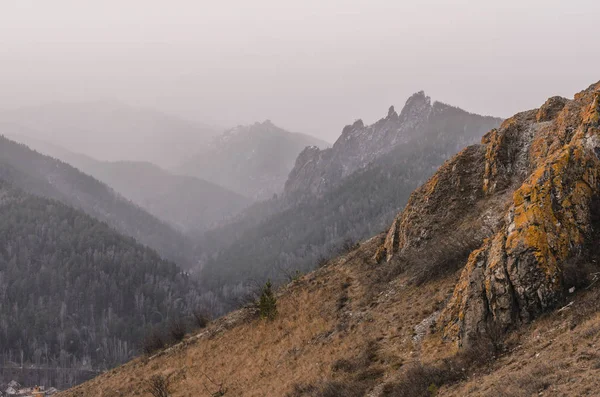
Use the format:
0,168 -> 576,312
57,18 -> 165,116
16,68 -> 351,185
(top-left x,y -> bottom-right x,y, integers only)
1,1 -> 600,395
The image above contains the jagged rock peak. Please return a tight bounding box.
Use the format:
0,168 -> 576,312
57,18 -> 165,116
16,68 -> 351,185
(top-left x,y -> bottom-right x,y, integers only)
387,105 -> 398,119
400,90 -> 431,113
376,80 -> 600,347
284,90 -> 501,198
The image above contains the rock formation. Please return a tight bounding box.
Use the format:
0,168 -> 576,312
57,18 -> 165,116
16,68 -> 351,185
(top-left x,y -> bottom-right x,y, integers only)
285,92 -> 501,198
379,82 -> 600,347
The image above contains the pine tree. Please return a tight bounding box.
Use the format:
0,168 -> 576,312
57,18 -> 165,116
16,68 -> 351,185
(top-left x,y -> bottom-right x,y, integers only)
258,280 -> 277,321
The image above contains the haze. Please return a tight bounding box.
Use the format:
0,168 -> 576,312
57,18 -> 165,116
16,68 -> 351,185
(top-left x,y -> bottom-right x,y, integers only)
1,0 -> 599,142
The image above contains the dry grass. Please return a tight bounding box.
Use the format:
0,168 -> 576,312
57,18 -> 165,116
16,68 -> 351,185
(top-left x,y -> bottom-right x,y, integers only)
441,286 -> 600,396
58,233 -> 600,397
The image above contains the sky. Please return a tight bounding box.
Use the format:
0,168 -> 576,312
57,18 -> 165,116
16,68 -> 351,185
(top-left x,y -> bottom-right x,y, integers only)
1,0 -> 599,142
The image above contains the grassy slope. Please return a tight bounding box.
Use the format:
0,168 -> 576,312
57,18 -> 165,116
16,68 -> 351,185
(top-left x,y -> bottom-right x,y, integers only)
57,230 -> 600,396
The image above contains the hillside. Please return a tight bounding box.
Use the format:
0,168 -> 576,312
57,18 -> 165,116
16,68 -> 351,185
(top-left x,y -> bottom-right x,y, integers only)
4,136 -> 251,234
0,179 -> 200,390
177,120 -> 329,200
199,97 -> 501,306
60,81 -> 600,396
0,135 -> 196,266
0,101 -> 220,168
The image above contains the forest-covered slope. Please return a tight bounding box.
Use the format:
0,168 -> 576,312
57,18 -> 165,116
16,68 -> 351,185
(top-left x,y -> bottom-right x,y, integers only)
0,135 -> 196,266
0,179 -> 200,384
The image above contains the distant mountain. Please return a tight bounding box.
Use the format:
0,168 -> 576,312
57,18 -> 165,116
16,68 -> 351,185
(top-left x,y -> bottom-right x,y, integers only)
285,92 -> 502,199
177,120 -> 329,200
74,161 -> 251,234
0,134 -> 196,267
0,101 -> 220,168
6,136 -> 251,234
0,178 -> 199,389
199,96 -> 502,304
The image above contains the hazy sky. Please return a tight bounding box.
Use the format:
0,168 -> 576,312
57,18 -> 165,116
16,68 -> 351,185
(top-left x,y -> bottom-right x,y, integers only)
1,0 -> 599,142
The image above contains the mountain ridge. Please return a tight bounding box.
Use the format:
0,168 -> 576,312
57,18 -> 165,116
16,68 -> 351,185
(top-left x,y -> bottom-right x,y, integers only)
0,134 -> 196,266
5,135 -> 252,234
177,120 -> 329,200
0,100 -> 220,168
284,91 -> 502,198
198,95 -> 502,306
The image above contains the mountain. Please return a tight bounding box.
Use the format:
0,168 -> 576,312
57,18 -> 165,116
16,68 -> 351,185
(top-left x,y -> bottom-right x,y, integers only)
58,81 -> 600,397
177,120 -> 329,200
0,134 -> 196,266
285,91 -> 501,198
5,136 -> 251,234
0,178 -> 200,389
199,95 -> 501,300
0,101 -> 220,168
74,161 -> 251,234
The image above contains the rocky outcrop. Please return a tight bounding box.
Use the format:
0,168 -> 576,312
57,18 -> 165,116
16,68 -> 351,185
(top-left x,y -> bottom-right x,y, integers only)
379,81 -> 600,347
284,92 -> 502,198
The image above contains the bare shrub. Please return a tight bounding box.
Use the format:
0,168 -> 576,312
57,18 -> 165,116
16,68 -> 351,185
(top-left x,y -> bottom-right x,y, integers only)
381,363 -> 453,397
202,373 -> 228,396
382,335 -> 498,397
317,256 -> 329,268
562,256 -> 598,291
168,317 -> 186,343
339,238 -> 359,254
331,358 -> 355,373
192,309 -> 211,329
142,329 -> 166,355
146,374 -> 170,397
287,380 -> 367,397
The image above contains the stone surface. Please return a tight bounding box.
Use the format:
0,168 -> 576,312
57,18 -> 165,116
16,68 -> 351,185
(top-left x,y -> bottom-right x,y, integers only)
380,81 -> 600,346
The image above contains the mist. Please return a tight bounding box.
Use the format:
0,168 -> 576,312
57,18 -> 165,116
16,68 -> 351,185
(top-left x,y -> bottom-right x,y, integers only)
1,0 -> 599,143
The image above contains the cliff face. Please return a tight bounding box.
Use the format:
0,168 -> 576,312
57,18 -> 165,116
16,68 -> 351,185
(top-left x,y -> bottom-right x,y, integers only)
284,92 -> 502,198
380,82 -> 600,346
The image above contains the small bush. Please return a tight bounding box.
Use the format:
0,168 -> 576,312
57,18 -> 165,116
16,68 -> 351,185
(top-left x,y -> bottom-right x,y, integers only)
142,329 -> 166,355
287,380 -> 367,397
146,374 -> 170,397
336,292 -> 349,311
258,280 -> 278,321
168,317 -> 186,343
562,256 -> 598,291
382,364 -> 452,397
202,373 -> 228,396
192,309 -> 211,329
339,238 -> 359,254
382,335 -> 499,397
331,358 -> 355,373
317,256 -> 329,268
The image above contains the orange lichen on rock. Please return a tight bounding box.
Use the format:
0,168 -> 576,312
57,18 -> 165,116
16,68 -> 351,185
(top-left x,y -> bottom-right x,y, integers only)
378,81 -> 600,347
440,86 -> 600,345
379,144 -> 489,261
